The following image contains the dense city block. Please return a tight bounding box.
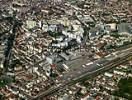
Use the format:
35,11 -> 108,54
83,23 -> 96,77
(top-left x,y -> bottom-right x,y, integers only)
0,0 -> 132,100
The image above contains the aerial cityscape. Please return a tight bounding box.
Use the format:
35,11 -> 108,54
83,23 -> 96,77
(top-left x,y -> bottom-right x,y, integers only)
0,0 -> 132,100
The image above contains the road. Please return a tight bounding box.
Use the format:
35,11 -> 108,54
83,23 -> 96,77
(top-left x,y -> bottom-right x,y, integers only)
32,47 -> 132,100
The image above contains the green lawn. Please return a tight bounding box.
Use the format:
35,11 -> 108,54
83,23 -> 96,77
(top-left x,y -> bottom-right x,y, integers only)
113,77 -> 132,100
0,76 -> 12,87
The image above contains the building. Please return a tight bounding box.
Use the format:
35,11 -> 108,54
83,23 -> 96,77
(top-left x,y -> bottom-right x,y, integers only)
0,45 -> 5,69
106,23 -> 118,32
